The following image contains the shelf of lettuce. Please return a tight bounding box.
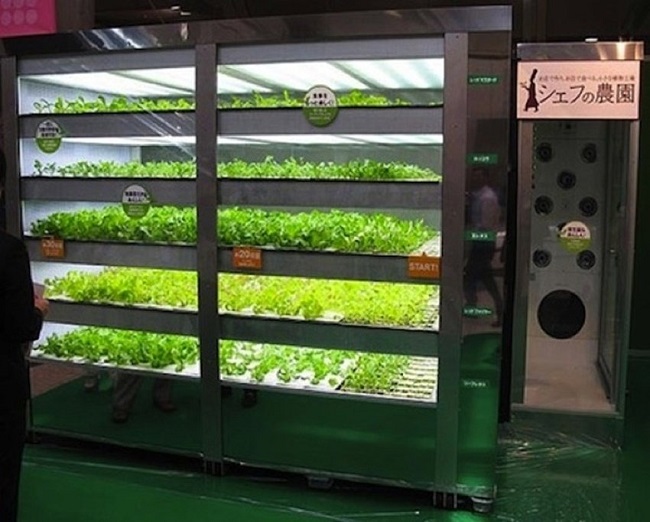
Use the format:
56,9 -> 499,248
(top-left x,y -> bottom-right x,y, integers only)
20,44 -> 442,405
19,38 -> 443,116
30,332 -> 437,404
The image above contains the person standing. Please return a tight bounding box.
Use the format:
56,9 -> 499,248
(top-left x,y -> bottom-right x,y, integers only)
464,167 -> 504,327
0,165 -> 49,521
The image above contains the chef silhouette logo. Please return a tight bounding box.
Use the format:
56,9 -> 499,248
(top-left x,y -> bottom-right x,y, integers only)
522,68 -> 540,112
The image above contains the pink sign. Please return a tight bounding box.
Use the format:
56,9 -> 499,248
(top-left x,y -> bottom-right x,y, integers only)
0,0 -> 56,38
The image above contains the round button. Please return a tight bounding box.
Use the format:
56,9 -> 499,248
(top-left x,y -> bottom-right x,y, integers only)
579,197 -> 598,217
536,143 -> 553,163
534,196 -> 554,215
557,171 -> 577,190
577,250 -> 596,270
533,249 -> 552,268
581,143 -> 598,163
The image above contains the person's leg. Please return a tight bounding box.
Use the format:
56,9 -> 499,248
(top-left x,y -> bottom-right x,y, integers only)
152,379 -> 175,412
481,274 -> 504,325
474,242 -> 503,325
0,401 -> 27,522
84,369 -> 100,392
464,244 -> 482,306
112,373 -> 142,422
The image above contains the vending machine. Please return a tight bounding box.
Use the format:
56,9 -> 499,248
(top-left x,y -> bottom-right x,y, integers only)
513,42 -> 642,442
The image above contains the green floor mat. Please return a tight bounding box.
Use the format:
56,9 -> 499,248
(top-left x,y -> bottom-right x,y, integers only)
30,375 -> 202,455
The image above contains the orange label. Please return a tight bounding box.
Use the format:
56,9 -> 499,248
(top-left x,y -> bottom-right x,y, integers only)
407,255 -> 440,279
40,237 -> 65,259
233,247 -> 262,269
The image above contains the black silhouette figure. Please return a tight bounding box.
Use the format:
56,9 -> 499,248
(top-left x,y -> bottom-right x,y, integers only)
522,68 -> 539,112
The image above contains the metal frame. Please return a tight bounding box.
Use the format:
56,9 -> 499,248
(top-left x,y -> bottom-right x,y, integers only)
2,7 -> 511,57
513,42 -> 642,425
435,31 -> 468,491
2,6 -> 512,504
616,119 -> 640,413
195,43 -> 221,466
21,172 -> 441,210
1,56 -> 20,236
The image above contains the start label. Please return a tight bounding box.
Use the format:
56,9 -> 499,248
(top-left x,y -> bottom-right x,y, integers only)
408,255 -> 440,279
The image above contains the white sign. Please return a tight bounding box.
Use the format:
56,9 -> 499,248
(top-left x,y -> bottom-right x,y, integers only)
122,184 -> 151,219
517,61 -> 640,120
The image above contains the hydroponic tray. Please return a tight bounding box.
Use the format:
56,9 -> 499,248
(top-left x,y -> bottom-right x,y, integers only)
29,349 -> 202,381
26,238 -> 440,283
46,299 -> 439,356
29,352 -> 438,404
21,176 -> 440,209
25,239 -> 197,270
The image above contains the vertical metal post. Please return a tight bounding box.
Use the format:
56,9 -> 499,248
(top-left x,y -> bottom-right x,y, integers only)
435,32 -> 468,490
617,120 -> 640,416
511,123 -> 534,404
195,44 -> 221,466
1,56 -> 21,236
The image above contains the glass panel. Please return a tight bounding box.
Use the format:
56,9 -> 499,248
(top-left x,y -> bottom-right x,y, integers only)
19,50 -> 201,453
523,120 -> 627,413
215,38 -> 443,404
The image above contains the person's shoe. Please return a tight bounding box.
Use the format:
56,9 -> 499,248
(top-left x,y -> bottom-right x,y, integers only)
111,408 -> 130,424
84,376 -> 99,392
154,399 -> 177,413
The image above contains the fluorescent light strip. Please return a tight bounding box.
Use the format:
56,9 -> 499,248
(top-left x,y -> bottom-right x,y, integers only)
218,134 -> 443,145
22,71 -> 190,97
124,68 -> 195,93
218,58 -> 444,92
337,59 -> 444,90
216,74 -> 272,94
57,135 -> 442,146
63,136 -> 196,146
221,62 -> 368,91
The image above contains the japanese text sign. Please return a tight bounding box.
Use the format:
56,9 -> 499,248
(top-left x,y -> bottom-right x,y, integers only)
517,60 -> 640,120
233,247 -> 262,270
40,237 -> 64,258
0,0 -> 56,38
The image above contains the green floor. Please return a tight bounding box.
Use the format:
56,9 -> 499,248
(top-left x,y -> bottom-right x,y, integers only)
19,358 -> 650,522
31,377 -> 202,455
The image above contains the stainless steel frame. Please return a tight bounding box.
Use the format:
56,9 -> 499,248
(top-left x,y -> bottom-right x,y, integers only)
2,7 -> 511,57
617,120 -> 639,412
2,6 -> 512,502
436,31 -> 468,491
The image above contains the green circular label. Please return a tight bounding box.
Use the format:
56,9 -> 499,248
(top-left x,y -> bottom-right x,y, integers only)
559,221 -> 591,253
36,119 -> 63,154
122,184 -> 151,219
303,85 -> 338,127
